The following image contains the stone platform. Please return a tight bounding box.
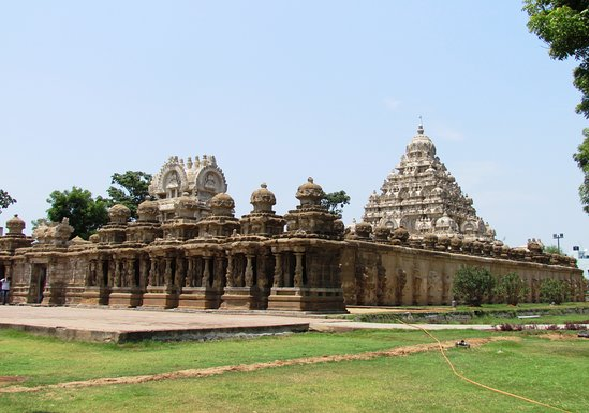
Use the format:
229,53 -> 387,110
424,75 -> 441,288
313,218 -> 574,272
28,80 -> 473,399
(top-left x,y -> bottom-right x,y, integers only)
0,305 -> 310,343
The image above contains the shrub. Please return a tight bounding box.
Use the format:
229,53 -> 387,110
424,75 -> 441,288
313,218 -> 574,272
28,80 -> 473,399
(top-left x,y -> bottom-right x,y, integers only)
452,266 -> 496,306
494,272 -> 529,305
564,322 -> 583,331
539,278 -> 571,305
499,323 -> 523,331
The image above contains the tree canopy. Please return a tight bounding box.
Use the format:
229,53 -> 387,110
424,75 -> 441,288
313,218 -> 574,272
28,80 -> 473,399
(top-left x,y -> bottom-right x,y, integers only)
321,190 -> 351,216
46,187 -> 109,240
452,266 -> 496,306
106,171 -> 152,219
573,128 -> 589,212
524,0 -> 589,117
0,190 -> 16,213
525,1 -> 589,212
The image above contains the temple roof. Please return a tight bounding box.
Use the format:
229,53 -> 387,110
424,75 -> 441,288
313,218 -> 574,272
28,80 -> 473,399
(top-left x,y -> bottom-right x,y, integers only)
363,122 -> 495,240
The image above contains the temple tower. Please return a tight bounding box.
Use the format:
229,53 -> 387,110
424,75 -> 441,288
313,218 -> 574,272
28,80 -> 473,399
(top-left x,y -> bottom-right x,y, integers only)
148,154 -> 227,221
363,122 -> 495,240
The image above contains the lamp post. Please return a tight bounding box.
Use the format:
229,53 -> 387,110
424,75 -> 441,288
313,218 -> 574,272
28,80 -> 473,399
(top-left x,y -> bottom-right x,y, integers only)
553,233 -> 564,254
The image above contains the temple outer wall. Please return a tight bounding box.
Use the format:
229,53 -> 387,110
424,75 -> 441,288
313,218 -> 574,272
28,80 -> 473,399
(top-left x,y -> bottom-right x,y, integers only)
3,239 -> 586,309
341,241 -> 585,306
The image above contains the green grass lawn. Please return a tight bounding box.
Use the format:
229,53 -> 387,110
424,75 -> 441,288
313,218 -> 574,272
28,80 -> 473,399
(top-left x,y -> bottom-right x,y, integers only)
0,328 -> 496,387
1,332 -> 587,412
348,302 -> 589,326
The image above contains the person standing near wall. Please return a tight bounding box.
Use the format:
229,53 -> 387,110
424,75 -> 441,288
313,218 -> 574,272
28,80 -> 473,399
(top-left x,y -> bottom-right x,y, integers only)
1,276 -> 10,305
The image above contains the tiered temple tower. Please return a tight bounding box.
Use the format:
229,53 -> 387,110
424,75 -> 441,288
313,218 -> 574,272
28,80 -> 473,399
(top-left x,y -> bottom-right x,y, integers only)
148,154 -> 227,222
363,122 -> 496,240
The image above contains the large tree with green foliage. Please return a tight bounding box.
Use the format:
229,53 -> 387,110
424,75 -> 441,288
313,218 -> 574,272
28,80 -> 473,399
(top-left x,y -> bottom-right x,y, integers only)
494,272 -> 530,306
106,171 -> 152,219
573,128 -> 589,212
524,1 -> 589,211
452,266 -> 496,306
0,190 -> 16,213
539,278 -> 571,304
45,187 -> 109,240
524,1 -> 589,116
321,190 -> 351,216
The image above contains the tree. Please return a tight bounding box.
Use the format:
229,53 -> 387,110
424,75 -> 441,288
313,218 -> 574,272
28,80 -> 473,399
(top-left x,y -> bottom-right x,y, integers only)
573,128 -> 589,212
106,171 -> 152,220
540,278 -> 571,304
0,190 -> 16,213
321,190 -> 351,216
494,272 -> 530,306
544,244 -> 564,254
525,2 -> 589,211
45,187 -> 109,240
452,266 -> 496,306
524,1 -> 589,117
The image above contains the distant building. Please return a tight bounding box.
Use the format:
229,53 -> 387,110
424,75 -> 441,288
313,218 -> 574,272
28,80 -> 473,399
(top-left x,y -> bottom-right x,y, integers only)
572,246 -> 589,278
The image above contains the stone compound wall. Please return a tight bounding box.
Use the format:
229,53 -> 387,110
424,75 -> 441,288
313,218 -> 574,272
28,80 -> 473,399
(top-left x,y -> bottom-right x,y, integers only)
2,238 -> 585,311
341,241 -> 585,306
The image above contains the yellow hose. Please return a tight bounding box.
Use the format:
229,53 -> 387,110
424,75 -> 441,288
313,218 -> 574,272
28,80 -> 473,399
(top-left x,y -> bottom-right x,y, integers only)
398,319 -> 571,413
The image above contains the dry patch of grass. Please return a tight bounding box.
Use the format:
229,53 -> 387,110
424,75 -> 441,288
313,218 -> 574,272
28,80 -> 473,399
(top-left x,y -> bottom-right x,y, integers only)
0,337 -> 518,394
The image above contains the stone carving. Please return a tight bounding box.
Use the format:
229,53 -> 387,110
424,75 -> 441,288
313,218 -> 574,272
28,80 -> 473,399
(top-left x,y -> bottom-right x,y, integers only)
0,129 -> 584,311
32,217 -> 75,247
364,123 -> 495,241
148,154 -> 228,222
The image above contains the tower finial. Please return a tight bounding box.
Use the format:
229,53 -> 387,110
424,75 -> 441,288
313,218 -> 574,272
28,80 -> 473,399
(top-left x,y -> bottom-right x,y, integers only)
417,115 -> 424,134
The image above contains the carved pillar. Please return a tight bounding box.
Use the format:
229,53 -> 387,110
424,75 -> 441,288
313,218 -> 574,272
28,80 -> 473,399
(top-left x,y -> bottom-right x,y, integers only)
214,256 -> 224,289
140,258 -> 149,289
273,252 -> 283,288
114,259 -> 121,287
175,257 -> 185,288
202,257 -> 211,288
225,253 -> 234,288
245,254 -> 254,288
195,257 -> 203,287
237,255 -> 245,287
294,252 -> 304,288
186,258 -> 194,287
164,258 -> 173,288
86,260 -> 97,287
257,254 -> 268,289
127,258 -> 136,287
148,259 -> 156,287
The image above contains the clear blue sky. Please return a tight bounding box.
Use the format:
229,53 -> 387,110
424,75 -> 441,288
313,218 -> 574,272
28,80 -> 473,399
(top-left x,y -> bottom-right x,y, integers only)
1,1 -> 587,253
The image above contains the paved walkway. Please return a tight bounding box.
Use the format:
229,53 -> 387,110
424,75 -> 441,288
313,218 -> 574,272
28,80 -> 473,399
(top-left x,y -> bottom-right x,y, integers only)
310,319 -> 494,331
0,305 -> 500,342
0,305 -> 312,342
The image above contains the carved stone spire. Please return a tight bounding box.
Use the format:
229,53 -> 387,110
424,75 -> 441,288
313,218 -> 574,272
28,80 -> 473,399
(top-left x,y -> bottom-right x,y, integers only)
417,115 -> 424,135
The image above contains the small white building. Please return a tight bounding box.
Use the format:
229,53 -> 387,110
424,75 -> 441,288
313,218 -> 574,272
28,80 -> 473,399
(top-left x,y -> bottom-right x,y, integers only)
572,246 -> 589,279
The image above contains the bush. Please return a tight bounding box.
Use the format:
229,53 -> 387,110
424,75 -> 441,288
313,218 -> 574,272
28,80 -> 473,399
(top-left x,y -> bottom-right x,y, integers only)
499,323 -> 523,331
452,266 -> 496,306
494,272 -> 529,306
539,278 -> 571,305
564,322 -> 584,331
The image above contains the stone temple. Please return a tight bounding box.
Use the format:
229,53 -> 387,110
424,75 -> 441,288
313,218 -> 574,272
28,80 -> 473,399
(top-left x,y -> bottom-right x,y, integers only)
363,122 -> 495,240
0,129 -> 585,312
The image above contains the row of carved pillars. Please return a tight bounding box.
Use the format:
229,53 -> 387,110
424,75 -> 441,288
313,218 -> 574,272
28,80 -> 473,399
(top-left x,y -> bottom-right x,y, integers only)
87,257 -> 147,289
87,248 -> 344,292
